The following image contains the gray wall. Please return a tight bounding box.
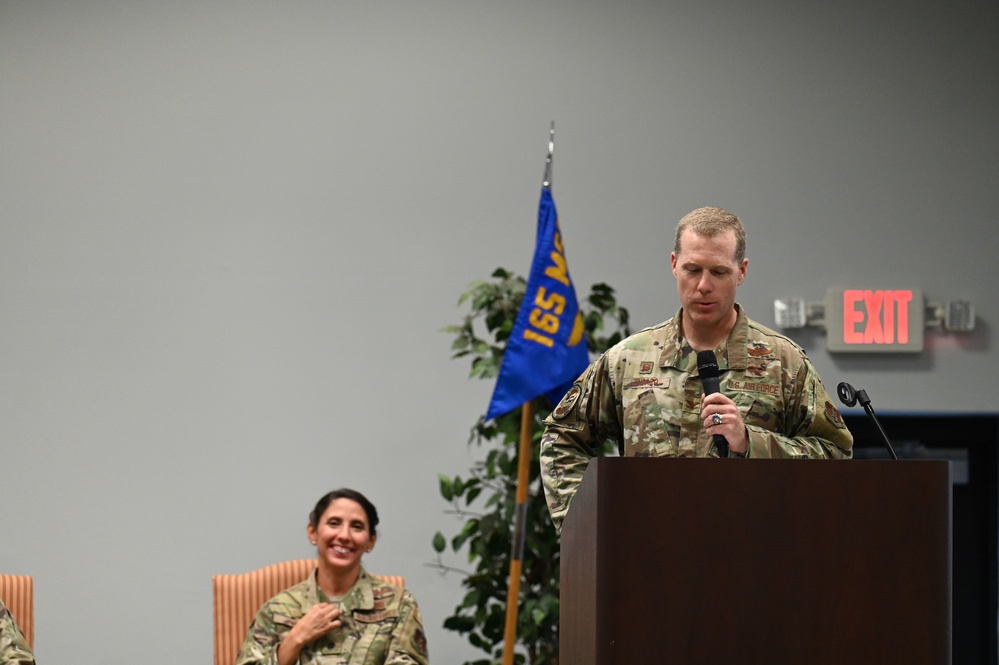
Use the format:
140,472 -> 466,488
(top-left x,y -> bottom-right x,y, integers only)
1,1 -> 995,663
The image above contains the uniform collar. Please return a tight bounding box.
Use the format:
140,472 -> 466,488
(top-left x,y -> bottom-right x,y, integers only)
307,567 -> 377,612
659,304 -> 750,372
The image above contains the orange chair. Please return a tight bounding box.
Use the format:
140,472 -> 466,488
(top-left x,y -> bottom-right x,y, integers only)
212,560 -> 404,665
0,573 -> 34,648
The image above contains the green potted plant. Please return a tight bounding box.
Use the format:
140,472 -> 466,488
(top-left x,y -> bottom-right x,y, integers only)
431,268 -> 630,665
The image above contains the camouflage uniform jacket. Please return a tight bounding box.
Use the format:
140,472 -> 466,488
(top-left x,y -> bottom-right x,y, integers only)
235,568 -> 429,665
540,305 -> 854,531
0,600 -> 34,665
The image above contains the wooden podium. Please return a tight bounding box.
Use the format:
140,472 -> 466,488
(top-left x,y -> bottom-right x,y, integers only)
560,458 -> 951,664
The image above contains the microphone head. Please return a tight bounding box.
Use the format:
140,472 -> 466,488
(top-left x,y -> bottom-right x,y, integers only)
696,350 -> 720,378
837,382 -> 858,407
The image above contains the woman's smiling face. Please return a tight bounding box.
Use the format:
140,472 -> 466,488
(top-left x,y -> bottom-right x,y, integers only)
308,497 -> 376,576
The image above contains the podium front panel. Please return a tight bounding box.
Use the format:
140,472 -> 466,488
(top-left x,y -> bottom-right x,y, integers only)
560,458 -> 951,664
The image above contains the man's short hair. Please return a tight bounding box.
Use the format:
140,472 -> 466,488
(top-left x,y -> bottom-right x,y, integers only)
674,206 -> 747,262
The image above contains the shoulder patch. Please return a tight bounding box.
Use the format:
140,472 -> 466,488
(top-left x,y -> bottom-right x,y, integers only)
412,627 -> 429,656
552,384 -> 582,420
824,401 -> 846,429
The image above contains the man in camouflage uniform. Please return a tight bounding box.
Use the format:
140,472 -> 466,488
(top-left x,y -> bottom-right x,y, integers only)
540,206 -> 853,531
0,600 -> 34,665
236,568 -> 428,665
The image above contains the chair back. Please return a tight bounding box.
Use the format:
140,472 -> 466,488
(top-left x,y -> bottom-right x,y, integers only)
212,560 -> 404,665
0,573 -> 34,648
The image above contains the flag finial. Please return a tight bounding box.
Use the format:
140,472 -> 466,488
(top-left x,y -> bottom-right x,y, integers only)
542,121 -> 555,190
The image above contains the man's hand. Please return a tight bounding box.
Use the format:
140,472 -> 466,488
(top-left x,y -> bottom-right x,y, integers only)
701,393 -> 748,455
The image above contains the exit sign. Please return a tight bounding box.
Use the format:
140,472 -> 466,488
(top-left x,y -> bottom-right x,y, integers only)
825,288 -> 924,352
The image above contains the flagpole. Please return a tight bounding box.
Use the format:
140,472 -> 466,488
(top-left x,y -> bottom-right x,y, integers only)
501,401 -> 534,665
501,122 -> 555,665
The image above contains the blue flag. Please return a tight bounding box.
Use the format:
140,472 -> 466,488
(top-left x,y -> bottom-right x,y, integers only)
485,189 -> 590,421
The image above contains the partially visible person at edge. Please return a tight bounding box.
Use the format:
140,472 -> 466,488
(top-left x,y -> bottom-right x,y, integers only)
0,599 -> 35,665
236,488 -> 429,665
539,205 -> 853,531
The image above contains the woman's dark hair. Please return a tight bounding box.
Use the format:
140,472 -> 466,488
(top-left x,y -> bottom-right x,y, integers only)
309,488 -> 380,536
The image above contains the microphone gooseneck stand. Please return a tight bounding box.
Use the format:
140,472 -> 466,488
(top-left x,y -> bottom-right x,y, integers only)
837,382 -> 898,460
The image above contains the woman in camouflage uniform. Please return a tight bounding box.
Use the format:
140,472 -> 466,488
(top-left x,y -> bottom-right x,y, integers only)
236,489 -> 428,665
0,599 -> 34,665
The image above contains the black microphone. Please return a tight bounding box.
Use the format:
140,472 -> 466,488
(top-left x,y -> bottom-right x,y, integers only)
837,382 -> 898,460
696,350 -> 728,458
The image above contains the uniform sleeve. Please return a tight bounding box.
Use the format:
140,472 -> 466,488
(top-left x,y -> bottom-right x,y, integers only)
234,602 -> 285,665
385,590 -> 429,665
0,604 -> 35,665
744,354 -> 853,459
539,357 -> 622,532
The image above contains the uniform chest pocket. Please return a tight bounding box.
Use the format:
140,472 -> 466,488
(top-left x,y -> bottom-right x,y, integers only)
620,388 -> 681,455
342,611 -> 398,664
736,395 -> 786,432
